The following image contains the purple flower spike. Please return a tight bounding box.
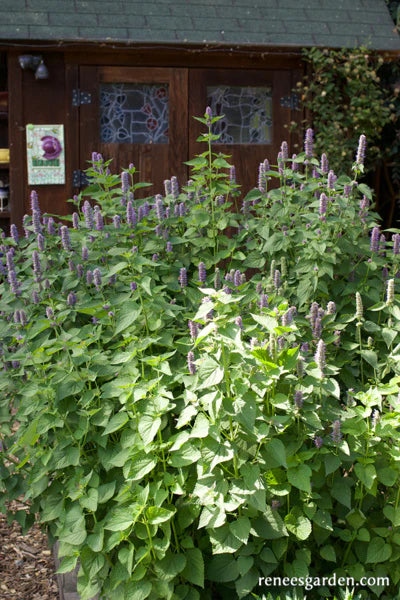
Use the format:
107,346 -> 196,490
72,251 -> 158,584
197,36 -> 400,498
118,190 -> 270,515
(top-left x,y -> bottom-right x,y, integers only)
281,141 -> 288,161
166,241 -> 173,253
32,250 -> 42,282
198,262 -> 206,283
356,134 -> 367,166
271,500 -> 280,510
67,292 -> 77,306
37,233 -> 45,252
77,264 -> 83,278
155,195 -> 165,222
60,226 -> 72,251
130,282 -> 137,292
126,201 -> 136,227
113,215 -> 121,229
320,153 -> 328,175
47,217 -> 56,236
314,436 -> 323,449
331,420 -> 342,444
10,224 -> 19,244
86,270 -> 93,285
392,233 -> 400,255
171,176 -> 179,199
94,207 -> 104,231
319,193 -> 328,216
32,209 -> 42,234
152,254 -> 159,262
205,106 -> 212,125
121,171 -> 130,194
370,226 -> 380,253
291,154 -> 298,172
164,180 -> 171,196
327,170 -> 336,190
234,270 -> 241,287
82,246 -> 89,261
93,268 -> 102,291
304,128 -> 314,159
46,306 -> 54,320
259,293 -> 269,309
179,267 -> 187,288
294,390 -> 304,408
187,351 -> 196,374
258,162 -> 266,191
326,301 -> 336,314
214,268 -> 221,290
6,250 -> 20,296
229,166 -> 236,185
83,201 -> 94,229
72,212 -> 79,229
273,270 -> 281,290
235,315 -> 244,330
32,290 -> 40,304
30,190 -> 41,217
188,320 -> 198,340
312,317 -> 322,340
314,339 -> 326,372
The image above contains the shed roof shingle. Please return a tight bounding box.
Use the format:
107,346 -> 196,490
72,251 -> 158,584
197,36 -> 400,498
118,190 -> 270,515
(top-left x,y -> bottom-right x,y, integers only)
0,0 -> 399,50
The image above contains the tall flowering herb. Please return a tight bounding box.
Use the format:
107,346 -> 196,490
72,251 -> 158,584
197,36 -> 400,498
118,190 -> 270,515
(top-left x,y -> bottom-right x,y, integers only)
32,209 -> 42,234
198,262 -> 206,284
291,154 -> 299,172
82,201 -> 94,229
355,134 -> 367,167
370,226 -> 380,253
179,267 -> 187,288
386,279 -> 395,305
188,320 -> 198,341
273,269 -> 281,290
392,233 -> 400,255
67,292 -> 77,306
126,201 -> 136,227
93,268 -> 102,292
94,206 -> 104,231
280,141 -> 288,161
319,193 -> 328,219
326,301 -> 336,315
10,224 -> 19,244
355,292 -> 363,320
379,234 -> 386,257
314,339 -> 326,373
164,179 -> 172,196
327,170 -> 336,191
312,317 -> 322,340
331,420 -> 342,444
86,270 -> 94,286
304,128 -> 314,159
205,105 -> 212,126
37,233 -> 45,252
60,226 -> 72,251
187,351 -> 196,375
121,171 -> 129,194
72,212 -> 79,229
32,250 -> 42,283
320,153 -> 329,175
23,214 -> 30,238
294,390 -> 304,409
47,217 -> 56,236
234,270 -> 242,287
229,166 -> 236,186
30,190 -> 41,217
155,195 -> 165,222
82,246 -> 89,262
6,250 -> 20,296
171,176 -> 179,199
214,268 -> 221,290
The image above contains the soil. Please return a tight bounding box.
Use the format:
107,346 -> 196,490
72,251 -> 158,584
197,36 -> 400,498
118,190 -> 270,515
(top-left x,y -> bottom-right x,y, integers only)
0,501 -> 58,600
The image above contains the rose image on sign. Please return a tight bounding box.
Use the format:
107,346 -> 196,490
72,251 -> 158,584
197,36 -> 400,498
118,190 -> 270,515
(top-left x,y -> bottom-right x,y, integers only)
41,135 -> 62,160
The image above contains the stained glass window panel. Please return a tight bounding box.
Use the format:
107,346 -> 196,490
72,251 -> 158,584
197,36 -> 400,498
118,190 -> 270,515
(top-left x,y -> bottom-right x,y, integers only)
207,86 -> 272,144
100,83 -> 169,144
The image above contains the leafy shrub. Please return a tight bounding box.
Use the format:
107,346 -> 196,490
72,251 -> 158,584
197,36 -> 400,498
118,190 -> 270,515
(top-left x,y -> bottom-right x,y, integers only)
1,113 -> 400,600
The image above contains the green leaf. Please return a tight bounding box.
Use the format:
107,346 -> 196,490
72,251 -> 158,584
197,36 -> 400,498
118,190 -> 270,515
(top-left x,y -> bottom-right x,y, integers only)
207,555 -> 240,582
287,464 -> 312,493
198,366 -> 224,389
320,545 -> 336,562
383,505 -> 400,527
138,415 -> 161,445
80,488 -> 98,512
190,413 -> 209,438
264,438 -> 287,468
229,517 -> 251,544
87,523 -> 104,552
354,463 -> 376,490
360,349 -> 378,369
146,507 -> 175,525
127,455 -> 157,481
346,508 -> 366,530
57,554 -> 79,574
154,553 -> 186,582
103,412 -> 129,435
324,454 -> 341,476
181,548 -> 204,588
169,442 -> 201,467
250,313 -> 278,332
209,524 -> 243,554
366,537 -> 392,563
382,327 -> 397,348
98,481 -> 116,504
105,508 -> 137,532
114,303 -> 141,335
377,467 -> 398,486
285,513 -> 312,540
124,580 -> 152,600
331,481 -> 351,509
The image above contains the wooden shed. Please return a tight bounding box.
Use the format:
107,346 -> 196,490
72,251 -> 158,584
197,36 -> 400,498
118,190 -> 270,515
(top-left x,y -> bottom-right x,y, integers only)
0,0 -> 399,231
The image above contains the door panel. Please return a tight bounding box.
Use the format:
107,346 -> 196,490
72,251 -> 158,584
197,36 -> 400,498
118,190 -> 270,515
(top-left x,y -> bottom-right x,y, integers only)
79,66 -> 188,196
189,69 -> 294,196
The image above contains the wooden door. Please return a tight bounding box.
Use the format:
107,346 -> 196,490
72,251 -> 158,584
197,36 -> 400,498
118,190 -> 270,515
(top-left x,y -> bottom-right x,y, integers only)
79,66 -> 188,196
189,69 -> 295,197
